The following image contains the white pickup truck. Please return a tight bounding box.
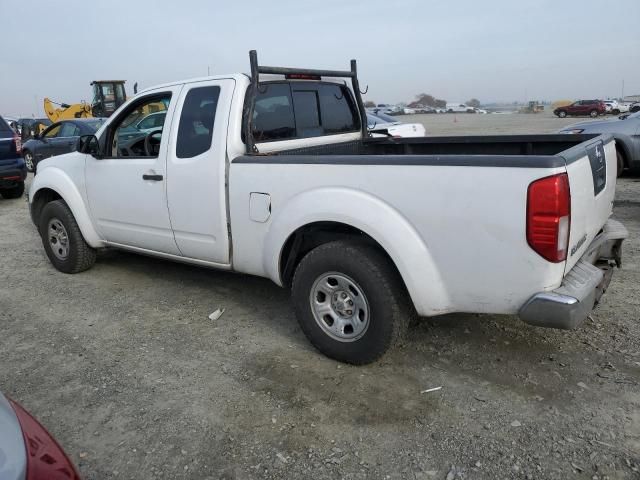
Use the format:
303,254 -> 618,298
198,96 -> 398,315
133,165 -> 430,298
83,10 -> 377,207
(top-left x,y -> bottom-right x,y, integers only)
29,51 -> 627,364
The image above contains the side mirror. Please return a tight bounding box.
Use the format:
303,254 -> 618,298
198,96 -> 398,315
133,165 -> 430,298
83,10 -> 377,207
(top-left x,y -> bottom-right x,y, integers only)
77,134 -> 102,158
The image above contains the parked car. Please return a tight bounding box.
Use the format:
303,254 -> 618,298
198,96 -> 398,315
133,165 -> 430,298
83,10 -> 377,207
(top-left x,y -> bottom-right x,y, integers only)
367,113 -> 426,137
0,115 -> 26,199
559,110 -> 640,176
603,100 -> 618,114
446,103 -> 475,113
19,118 -> 52,141
135,111 -> 167,133
0,391 -> 81,480
630,102 -> 640,113
554,100 -> 606,118
3,116 -> 19,132
22,118 -> 105,172
29,51 -> 626,364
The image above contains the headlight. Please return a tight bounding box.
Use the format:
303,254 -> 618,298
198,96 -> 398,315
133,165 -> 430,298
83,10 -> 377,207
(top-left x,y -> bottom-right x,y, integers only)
560,129 -> 584,134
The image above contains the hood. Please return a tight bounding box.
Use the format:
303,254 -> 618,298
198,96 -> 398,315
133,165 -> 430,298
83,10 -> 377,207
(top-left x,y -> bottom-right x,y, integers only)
560,117 -> 622,131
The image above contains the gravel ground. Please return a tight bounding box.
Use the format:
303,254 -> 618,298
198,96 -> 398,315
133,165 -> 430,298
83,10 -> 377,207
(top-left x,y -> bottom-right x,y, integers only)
1,144 -> 639,479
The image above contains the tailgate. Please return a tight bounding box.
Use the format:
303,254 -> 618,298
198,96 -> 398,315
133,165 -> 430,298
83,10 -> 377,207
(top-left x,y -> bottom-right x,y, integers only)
563,135 -> 617,272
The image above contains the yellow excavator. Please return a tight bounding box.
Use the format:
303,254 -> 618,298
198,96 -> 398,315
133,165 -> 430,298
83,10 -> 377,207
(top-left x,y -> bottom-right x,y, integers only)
43,80 -> 131,122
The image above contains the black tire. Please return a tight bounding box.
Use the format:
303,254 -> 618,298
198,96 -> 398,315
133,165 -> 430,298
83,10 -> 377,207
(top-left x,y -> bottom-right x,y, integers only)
38,200 -> 96,273
291,240 -> 412,365
23,150 -> 34,172
590,110 -> 599,118
557,110 -> 567,118
617,150 -> 625,178
612,109 -> 620,115
0,182 -> 25,199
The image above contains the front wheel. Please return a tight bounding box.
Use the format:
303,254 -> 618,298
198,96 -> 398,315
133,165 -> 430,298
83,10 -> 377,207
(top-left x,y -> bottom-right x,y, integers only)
590,110 -> 599,118
38,200 -> 96,273
557,110 -> 567,118
612,109 -> 620,115
23,151 -> 34,172
0,182 -> 24,199
291,240 -> 412,364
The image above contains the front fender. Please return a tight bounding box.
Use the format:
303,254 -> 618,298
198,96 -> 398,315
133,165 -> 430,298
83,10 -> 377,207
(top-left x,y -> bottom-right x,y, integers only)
29,167 -> 104,248
263,187 -> 451,316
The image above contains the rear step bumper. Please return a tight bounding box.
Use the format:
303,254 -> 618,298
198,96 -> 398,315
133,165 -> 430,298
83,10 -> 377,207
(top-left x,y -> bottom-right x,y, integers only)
519,219 -> 628,329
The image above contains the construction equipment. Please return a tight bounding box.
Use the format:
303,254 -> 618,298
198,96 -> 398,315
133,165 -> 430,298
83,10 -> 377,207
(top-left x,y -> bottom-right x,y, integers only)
43,80 -> 128,122
519,101 -> 545,114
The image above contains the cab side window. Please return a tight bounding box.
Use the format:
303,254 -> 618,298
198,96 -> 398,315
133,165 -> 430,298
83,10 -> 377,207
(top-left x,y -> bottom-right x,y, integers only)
250,81 -> 360,143
251,84 -> 296,141
108,94 -> 171,157
176,86 -> 220,158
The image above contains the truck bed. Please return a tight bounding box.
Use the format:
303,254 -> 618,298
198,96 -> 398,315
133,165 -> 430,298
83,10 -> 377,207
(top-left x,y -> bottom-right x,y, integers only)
230,133 -> 615,318
238,134 -> 602,166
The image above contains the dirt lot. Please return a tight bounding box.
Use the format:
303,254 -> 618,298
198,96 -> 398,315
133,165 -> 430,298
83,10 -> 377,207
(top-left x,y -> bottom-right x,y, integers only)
1,118 -> 639,479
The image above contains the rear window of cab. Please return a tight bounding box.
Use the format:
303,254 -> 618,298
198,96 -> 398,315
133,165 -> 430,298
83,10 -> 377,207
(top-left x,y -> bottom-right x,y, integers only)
248,81 -> 360,142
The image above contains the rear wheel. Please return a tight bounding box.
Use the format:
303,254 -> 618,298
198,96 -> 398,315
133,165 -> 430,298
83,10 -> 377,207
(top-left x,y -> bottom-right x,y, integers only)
612,109 -> 620,115
0,182 -> 24,199
39,200 -> 96,273
617,150 -> 625,178
590,110 -> 599,118
23,151 -> 34,172
557,110 -> 567,118
291,240 -> 412,364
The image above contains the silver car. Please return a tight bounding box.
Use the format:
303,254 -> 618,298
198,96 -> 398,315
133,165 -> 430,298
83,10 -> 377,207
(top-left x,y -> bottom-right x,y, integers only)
560,111 -> 640,176
0,392 -> 81,479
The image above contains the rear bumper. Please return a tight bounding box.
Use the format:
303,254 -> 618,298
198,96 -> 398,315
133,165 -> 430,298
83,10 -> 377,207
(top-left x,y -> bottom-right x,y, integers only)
0,157 -> 27,186
519,219 -> 628,329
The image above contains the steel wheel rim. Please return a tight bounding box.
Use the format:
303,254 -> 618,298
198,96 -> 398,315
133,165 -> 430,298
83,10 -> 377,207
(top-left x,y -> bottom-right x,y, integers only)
309,272 -> 370,342
24,153 -> 33,170
48,218 -> 70,260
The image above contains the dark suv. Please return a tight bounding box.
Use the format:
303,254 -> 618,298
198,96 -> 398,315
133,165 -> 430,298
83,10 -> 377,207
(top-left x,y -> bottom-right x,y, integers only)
0,115 -> 27,198
554,100 -> 606,118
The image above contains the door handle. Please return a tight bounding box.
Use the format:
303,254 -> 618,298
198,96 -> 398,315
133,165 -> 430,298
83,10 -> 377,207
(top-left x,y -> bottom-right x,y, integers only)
142,174 -> 163,181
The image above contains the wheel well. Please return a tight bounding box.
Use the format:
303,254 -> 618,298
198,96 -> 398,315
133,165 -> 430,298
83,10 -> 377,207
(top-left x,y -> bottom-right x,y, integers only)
279,221 -> 404,289
30,188 -> 62,226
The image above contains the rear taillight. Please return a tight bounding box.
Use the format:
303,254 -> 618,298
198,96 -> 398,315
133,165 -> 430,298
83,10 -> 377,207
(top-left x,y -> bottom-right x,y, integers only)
526,173 -> 571,263
13,133 -> 22,154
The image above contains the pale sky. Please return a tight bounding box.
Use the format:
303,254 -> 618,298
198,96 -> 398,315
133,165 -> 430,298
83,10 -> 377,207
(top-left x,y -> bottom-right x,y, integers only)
1,0 -> 639,116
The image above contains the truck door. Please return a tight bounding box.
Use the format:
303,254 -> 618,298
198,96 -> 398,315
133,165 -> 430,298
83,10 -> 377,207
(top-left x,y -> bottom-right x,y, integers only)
165,79 -> 235,264
85,86 -> 181,254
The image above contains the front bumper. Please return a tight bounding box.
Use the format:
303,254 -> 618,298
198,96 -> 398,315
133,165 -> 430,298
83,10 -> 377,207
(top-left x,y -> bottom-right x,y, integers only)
519,219 -> 628,329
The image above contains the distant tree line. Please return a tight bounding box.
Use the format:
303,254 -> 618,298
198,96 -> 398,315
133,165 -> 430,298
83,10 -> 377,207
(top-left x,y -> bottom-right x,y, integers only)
364,95 -> 483,109
408,94 -> 447,109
